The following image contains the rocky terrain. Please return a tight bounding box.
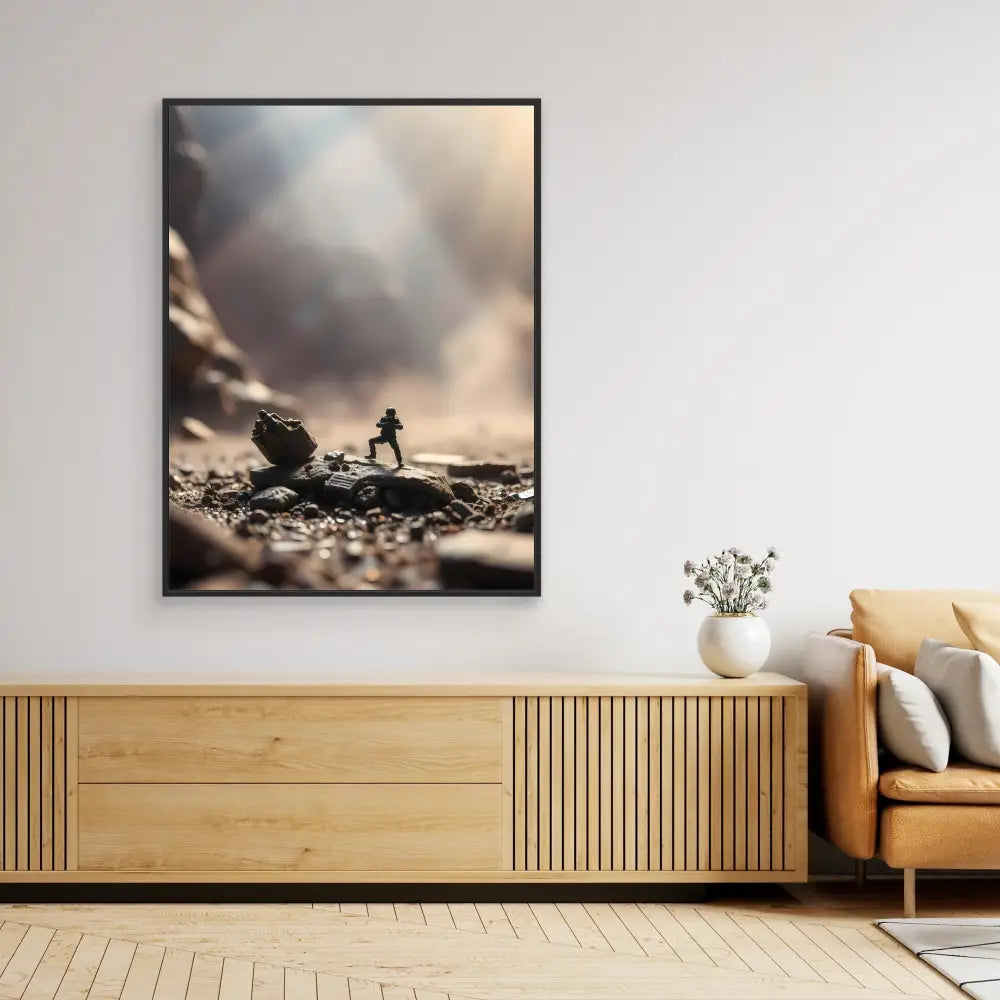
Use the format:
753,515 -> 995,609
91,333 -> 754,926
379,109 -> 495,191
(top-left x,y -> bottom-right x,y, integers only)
168,410 -> 535,593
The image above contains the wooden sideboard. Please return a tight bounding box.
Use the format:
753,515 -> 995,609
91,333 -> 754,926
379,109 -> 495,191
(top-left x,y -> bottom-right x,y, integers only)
0,674 -> 806,883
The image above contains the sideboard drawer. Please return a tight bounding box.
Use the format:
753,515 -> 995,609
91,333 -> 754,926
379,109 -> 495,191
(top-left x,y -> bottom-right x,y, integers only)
79,783 -> 501,871
79,697 -> 501,783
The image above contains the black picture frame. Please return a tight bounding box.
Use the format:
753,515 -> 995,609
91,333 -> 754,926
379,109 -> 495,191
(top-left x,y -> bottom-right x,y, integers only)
162,99 -> 541,597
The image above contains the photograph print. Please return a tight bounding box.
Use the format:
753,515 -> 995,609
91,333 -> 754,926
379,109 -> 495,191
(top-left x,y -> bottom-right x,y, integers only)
164,100 -> 539,594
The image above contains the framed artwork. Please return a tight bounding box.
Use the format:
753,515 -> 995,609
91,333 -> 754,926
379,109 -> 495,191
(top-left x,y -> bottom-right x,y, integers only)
164,99 -> 539,595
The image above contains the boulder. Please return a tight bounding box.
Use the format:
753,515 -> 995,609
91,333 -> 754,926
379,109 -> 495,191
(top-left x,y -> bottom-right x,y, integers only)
251,410 -> 317,466
249,486 -> 300,512
451,481 -> 479,503
249,465 -> 292,490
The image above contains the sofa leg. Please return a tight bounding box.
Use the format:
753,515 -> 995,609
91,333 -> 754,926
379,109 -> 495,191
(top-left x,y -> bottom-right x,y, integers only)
903,868 -> 916,918
855,859 -> 867,887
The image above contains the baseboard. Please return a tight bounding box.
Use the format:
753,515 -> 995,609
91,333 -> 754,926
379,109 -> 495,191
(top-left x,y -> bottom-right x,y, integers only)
0,881 -> 765,904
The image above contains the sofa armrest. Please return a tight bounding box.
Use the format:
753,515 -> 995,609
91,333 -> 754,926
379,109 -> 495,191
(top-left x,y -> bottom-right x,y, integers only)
802,633 -> 879,860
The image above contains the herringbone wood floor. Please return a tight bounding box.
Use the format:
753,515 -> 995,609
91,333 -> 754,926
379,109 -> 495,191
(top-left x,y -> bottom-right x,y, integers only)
0,883 -> 993,1000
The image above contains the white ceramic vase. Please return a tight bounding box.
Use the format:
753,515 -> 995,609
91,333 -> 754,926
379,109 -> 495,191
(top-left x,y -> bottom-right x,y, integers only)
697,613 -> 771,678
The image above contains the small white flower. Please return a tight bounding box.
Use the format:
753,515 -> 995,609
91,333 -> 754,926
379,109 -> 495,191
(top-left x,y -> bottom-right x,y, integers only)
756,598 -> 768,611
748,589 -> 764,606
758,576 -> 772,593
683,560 -> 696,577
694,573 -> 710,589
764,557 -> 776,572
718,552 -> 736,566
683,590 -> 695,605
735,563 -> 752,579
767,547 -> 779,560
721,582 -> 738,599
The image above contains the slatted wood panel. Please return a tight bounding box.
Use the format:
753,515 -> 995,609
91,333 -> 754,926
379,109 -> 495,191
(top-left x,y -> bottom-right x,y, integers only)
508,695 -> 803,873
1,697 -> 72,871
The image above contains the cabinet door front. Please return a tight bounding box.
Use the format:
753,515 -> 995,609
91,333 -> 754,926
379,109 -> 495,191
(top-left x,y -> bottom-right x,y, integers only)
79,783 -> 501,871
79,697 -> 501,783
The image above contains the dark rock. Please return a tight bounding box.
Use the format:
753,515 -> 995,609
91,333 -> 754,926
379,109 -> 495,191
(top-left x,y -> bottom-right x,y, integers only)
251,410 -> 317,466
249,486 -> 299,512
436,533 -> 535,591
249,453 -> 456,516
247,509 -> 270,525
512,503 -> 535,533
449,500 -> 475,520
358,465 -> 454,512
319,460 -> 454,514
446,460 -> 518,482
451,481 -> 479,503
168,473 -> 185,491
301,503 -> 321,519
249,465 -> 289,490
287,457 -> 339,496
500,469 -> 520,485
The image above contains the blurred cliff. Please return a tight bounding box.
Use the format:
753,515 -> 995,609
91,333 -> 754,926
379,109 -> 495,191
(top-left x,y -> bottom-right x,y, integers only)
167,107 -> 296,429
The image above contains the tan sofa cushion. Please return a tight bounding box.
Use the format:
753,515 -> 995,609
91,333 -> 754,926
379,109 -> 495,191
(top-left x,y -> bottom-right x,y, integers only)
850,589 -> 1000,672
880,764 -> 1000,804
954,600 -> 1000,661
881,804 -> 1000,869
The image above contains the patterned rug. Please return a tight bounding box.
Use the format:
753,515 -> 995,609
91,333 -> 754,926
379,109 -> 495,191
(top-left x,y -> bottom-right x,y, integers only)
878,919 -> 1000,999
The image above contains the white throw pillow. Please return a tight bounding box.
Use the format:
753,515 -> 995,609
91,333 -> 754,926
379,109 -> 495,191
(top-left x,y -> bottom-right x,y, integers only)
876,664 -> 951,771
915,638 -> 1000,768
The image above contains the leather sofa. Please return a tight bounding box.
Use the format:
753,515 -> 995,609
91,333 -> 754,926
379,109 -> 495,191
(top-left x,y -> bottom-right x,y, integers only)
804,589 -> 1000,916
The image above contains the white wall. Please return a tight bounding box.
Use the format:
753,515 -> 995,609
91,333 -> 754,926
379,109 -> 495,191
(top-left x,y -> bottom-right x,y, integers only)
1,0 -> 997,681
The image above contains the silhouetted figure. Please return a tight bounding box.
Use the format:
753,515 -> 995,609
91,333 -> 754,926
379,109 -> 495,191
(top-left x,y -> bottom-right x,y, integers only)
368,407 -> 404,467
